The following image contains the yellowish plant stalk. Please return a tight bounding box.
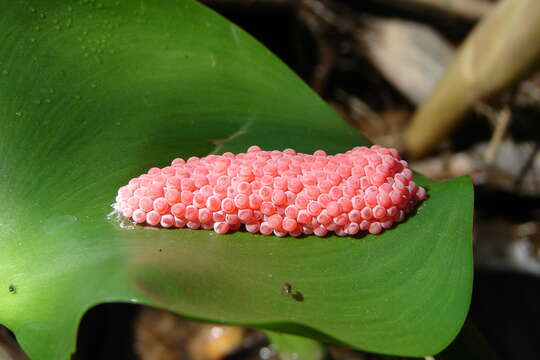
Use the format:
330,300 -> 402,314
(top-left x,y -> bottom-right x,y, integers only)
405,0 -> 540,158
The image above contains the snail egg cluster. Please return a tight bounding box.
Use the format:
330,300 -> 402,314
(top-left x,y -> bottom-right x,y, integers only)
114,145 -> 426,237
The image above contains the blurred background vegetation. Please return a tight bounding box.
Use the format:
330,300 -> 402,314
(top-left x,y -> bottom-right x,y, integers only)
2,0 -> 538,359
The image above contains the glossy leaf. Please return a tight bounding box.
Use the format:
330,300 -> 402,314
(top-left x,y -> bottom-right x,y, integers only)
266,331 -> 328,360
0,0 -> 473,359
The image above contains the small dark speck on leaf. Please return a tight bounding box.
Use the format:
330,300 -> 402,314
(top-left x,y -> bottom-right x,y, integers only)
282,282 -> 292,294
291,291 -> 304,302
159,248 -> 162,252
8,285 -> 16,294
282,282 -> 304,302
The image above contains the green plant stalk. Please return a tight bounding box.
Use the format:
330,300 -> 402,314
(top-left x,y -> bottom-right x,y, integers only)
266,331 -> 329,360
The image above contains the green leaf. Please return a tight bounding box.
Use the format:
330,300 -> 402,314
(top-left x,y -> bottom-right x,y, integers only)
0,0 -> 473,359
266,331 -> 328,360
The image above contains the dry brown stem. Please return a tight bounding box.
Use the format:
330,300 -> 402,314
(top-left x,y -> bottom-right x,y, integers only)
483,106 -> 512,165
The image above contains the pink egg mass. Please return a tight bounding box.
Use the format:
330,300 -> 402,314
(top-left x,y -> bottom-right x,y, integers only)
113,145 -> 427,237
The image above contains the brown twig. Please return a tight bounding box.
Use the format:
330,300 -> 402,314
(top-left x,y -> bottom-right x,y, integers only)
296,0 -> 358,93
297,1 -> 336,94
483,106 -> 512,165
514,142 -> 540,193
